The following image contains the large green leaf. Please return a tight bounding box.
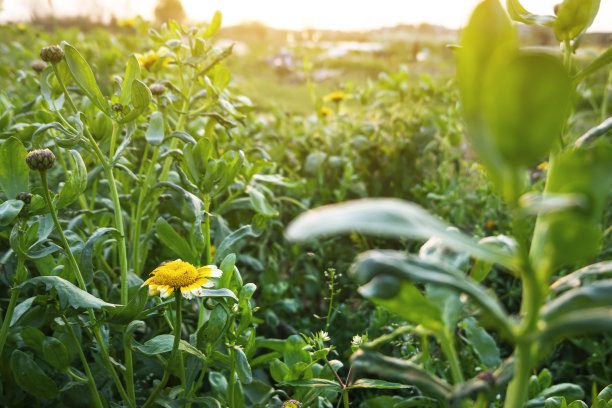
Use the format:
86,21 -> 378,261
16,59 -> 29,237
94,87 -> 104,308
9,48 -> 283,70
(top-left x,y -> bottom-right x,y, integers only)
145,111 -> 164,146
0,137 -> 29,199
352,250 -> 514,339
482,53 -> 571,167
351,350 -> 452,401
155,217 -> 195,263
550,261 -> 612,293
55,150 -> 87,210
119,79 -> 151,123
574,46 -> 612,82
42,336 -> 70,372
347,378 -> 414,390
61,42 -> 110,115
119,54 -> 141,106
461,317 -> 501,368
78,227 -> 121,284
19,276 -> 117,310
202,11 -> 222,39
0,199 -> 24,227
134,334 -> 207,361
11,350 -> 59,399
542,280 -> 612,321
286,199 -> 518,270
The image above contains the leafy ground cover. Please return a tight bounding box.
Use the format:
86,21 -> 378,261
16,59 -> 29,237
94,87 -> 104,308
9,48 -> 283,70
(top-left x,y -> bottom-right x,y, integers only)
0,1 -> 612,407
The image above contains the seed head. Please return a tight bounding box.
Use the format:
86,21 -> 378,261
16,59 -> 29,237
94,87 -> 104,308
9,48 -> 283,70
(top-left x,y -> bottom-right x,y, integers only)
150,83 -> 167,95
112,103 -> 124,112
39,45 -> 64,64
25,149 -> 56,171
31,60 -> 47,73
16,192 -> 33,204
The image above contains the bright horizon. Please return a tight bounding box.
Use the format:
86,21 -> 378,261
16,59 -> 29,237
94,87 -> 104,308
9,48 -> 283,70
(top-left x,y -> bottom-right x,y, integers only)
1,0 -> 611,32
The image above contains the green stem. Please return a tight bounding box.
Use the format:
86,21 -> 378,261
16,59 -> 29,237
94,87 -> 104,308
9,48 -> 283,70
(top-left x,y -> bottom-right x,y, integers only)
125,332 -> 136,406
228,348 -> 236,408
40,170 -> 133,407
62,316 -> 104,408
142,293 -> 183,408
132,146 -> 160,276
0,283 -> 22,357
503,342 -> 532,408
342,390 -> 350,408
439,330 -> 464,385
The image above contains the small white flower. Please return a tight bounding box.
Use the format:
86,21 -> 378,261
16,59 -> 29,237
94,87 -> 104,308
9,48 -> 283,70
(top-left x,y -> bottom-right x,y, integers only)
319,331 -> 330,342
351,335 -> 363,347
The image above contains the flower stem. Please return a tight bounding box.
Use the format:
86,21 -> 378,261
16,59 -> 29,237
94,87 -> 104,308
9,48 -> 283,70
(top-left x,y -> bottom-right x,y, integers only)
439,329 -> 464,385
142,293 -> 183,408
0,257 -> 24,357
62,316 -> 104,408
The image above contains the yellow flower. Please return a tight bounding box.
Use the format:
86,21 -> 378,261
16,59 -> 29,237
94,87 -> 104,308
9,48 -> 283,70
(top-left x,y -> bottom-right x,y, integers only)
324,91 -> 346,103
537,161 -> 549,170
319,106 -> 332,117
144,260 -> 221,300
136,50 -> 171,71
118,18 -> 137,27
281,401 -> 302,408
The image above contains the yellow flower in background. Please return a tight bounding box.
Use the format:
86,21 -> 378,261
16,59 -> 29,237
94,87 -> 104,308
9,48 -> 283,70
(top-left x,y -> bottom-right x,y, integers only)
17,23 -> 27,31
118,18 -> 137,27
324,91 -> 346,103
319,106 -> 332,117
537,161 -> 549,170
144,260 -> 221,299
136,49 -> 171,71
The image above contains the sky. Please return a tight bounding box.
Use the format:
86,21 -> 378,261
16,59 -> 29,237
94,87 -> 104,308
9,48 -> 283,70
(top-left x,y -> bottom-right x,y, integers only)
0,0 -> 611,32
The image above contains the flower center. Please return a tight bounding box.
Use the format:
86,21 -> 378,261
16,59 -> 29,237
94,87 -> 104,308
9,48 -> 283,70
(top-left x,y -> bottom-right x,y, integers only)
148,260 -> 200,289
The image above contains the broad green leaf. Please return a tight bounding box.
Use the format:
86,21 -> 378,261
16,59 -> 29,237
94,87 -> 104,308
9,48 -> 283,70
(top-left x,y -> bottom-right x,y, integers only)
32,122 -> 80,148
353,250 -> 513,339
351,350 -> 452,400
286,199 -> 518,270
346,378 -> 414,390
120,54 -> 141,106
21,326 -> 45,353
506,0 -> 555,26
213,225 -> 261,264
19,276 -> 118,310
542,280 -> 612,321
134,334 -> 207,361
0,137 -> 29,199
198,303 -> 229,349
10,296 -> 35,326
203,11 -> 222,39
145,111 -> 164,146
123,320 -> 146,350
283,334 -> 311,368
531,144 -> 612,275
42,336 -> 70,372
0,199 -> 24,227
199,288 -> 238,302
11,350 -> 59,399
270,359 -> 290,383
234,347 -> 252,384
541,307 -> 612,342
78,227 -> 120,284
482,53 -> 571,167
119,79 -> 151,123
55,150 -> 87,210
218,253 -> 236,290
155,217 -> 195,263
553,0 -> 600,41
106,285 -> 149,324
280,379 -> 341,393
247,187 -> 278,217
528,384 -> 585,406
461,317 -> 501,368
61,41 -> 110,116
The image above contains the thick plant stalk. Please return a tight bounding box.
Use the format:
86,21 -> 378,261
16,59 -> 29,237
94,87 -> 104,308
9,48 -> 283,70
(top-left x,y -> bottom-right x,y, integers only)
142,293 -> 183,408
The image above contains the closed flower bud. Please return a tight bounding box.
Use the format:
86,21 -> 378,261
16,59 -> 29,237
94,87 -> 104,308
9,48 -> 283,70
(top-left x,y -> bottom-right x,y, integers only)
112,103 -> 124,112
39,45 -> 64,64
31,60 -> 47,73
16,192 -> 33,204
25,149 -> 56,171
149,83 -> 167,95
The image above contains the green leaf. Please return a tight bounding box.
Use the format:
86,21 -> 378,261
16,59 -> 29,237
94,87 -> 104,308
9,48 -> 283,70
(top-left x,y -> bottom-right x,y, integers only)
61,42 -> 110,116
10,296 -> 35,326
78,227 -> 120,284
542,280 -> 612,321
506,0 -> 555,25
42,336 -> 70,372
461,317 -> 501,368
55,150 -> 87,210
234,347 -> 252,384
248,187 -> 278,217
203,11 -> 223,39
541,308 -> 612,342
353,250 -> 513,339
0,137 -> 29,199
107,285 -> 149,324
482,53 -> 571,167
134,334 -> 207,361
119,79 -> 151,123
120,54 -> 141,106
21,326 -> 46,353
213,225 -> 261,264
286,199 -> 518,270
198,303 -> 229,349
199,288 -> 238,302
574,46 -> 612,82
269,359 -> 290,383
145,111 -> 164,146
11,349 -> 59,399
0,199 -> 24,227
346,378 -> 414,390
155,217 -> 195,263
280,379 -> 341,393
218,253 -> 236,290
553,0 -> 600,40
351,350 -> 452,401
19,276 -> 118,310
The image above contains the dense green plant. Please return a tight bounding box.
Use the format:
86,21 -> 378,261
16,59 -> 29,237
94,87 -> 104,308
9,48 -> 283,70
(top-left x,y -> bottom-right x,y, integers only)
287,0 -> 612,407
